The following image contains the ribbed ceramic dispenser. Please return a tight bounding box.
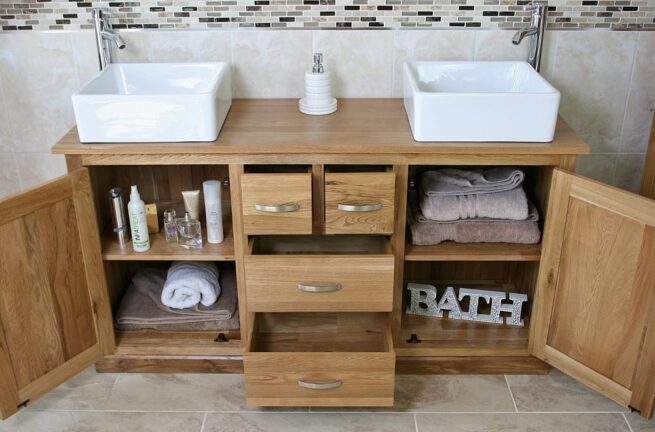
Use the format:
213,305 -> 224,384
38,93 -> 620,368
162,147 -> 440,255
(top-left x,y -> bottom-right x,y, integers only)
299,53 -> 337,116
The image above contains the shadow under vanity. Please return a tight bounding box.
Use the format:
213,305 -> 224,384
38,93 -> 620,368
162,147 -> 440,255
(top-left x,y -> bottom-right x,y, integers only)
1,100 -> 655,420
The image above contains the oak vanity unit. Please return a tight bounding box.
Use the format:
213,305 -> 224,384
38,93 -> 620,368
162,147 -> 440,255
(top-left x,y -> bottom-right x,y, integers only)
1,100 -> 654,418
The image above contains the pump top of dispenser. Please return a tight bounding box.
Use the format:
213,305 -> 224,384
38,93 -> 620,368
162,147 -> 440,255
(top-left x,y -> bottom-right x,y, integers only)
130,185 -> 140,201
312,53 -> 324,74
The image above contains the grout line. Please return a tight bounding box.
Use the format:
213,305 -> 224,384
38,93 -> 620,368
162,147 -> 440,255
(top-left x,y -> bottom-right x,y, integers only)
413,412 -> 419,432
617,31 -> 640,156
200,412 -> 208,432
504,375 -> 519,413
622,413 -> 635,432
107,374 -> 121,401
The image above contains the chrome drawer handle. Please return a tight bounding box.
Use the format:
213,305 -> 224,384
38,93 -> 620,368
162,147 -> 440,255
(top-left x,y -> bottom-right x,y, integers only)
298,379 -> 342,390
298,283 -> 342,293
255,203 -> 299,213
337,203 -> 382,212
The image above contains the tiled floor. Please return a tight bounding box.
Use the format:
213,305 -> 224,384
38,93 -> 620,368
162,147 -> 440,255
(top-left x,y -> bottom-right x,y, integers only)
2,368 -> 654,432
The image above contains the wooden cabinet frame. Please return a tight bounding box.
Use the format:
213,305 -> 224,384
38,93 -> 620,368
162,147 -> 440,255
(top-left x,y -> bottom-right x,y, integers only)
2,100 -> 653,418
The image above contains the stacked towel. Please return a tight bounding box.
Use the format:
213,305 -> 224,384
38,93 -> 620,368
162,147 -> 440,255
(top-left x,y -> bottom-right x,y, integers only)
410,167 -> 541,245
115,267 -> 239,332
161,261 -> 220,309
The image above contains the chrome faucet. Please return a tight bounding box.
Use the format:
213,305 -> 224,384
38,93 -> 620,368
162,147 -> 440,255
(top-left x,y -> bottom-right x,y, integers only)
512,1 -> 548,72
92,8 -> 126,71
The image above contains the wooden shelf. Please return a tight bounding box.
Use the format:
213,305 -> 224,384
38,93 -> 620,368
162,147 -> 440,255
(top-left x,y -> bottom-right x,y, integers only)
102,221 -> 235,261
404,242 -> 541,262
114,330 -> 242,356
396,313 -> 530,357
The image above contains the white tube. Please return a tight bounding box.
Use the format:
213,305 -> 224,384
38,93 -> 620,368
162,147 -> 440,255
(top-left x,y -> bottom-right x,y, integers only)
203,180 -> 224,244
182,190 -> 201,220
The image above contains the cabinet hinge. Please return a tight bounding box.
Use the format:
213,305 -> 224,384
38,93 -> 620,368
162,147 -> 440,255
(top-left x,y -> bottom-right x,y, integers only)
215,333 -> 229,343
629,405 -> 641,414
406,333 -> 422,344
17,400 -> 29,409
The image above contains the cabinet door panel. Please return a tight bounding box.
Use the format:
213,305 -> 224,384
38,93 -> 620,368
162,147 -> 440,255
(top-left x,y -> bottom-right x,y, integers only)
0,169 -> 113,419
530,169 -> 655,416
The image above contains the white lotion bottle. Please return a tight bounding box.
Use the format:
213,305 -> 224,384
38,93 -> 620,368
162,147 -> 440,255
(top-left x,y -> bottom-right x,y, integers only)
203,180 -> 224,244
128,185 -> 150,252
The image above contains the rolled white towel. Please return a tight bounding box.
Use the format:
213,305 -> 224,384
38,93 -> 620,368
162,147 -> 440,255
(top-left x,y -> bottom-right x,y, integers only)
161,262 -> 220,309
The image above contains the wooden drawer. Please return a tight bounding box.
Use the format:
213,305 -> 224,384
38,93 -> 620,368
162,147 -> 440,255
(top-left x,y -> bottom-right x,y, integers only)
244,313 -> 395,407
240,173 -> 312,235
244,236 -> 394,312
325,172 -> 395,234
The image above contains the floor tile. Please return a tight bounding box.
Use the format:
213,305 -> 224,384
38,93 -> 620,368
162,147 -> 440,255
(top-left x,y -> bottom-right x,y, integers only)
506,370 -> 627,412
204,413 -> 415,432
625,412 -> 655,432
105,373 -> 304,412
0,411 -> 204,432
393,375 -> 516,412
28,367 -> 119,411
417,413 -> 630,432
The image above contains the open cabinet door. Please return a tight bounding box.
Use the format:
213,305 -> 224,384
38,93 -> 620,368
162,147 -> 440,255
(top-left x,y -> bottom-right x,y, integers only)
530,169 -> 655,418
0,169 -> 114,419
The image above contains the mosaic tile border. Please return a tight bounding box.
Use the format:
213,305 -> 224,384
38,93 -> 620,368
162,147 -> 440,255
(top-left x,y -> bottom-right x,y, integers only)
0,0 -> 654,31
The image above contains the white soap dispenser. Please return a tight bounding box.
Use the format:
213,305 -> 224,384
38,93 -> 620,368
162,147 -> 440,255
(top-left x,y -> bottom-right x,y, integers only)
299,53 -> 337,116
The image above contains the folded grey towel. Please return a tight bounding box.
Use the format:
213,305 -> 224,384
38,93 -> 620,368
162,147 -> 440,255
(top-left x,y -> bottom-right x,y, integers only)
116,268 -> 239,332
421,167 -> 525,196
419,186 -> 529,222
409,191 -> 541,245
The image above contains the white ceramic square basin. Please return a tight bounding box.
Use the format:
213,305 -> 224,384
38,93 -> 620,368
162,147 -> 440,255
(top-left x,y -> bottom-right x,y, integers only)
404,61 -> 560,142
72,62 -> 231,143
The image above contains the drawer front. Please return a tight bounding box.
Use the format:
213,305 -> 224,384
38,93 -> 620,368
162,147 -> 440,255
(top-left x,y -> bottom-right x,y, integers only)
325,173 -> 396,234
244,352 -> 395,407
244,255 -> 394,312
241,173 -> 312,234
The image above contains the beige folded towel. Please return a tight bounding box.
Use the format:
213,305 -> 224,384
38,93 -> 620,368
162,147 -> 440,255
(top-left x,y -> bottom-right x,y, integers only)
409,191 -> 541,245
419,186 -> 529,222
116,268 -> 239,332
421,167 -> 525,196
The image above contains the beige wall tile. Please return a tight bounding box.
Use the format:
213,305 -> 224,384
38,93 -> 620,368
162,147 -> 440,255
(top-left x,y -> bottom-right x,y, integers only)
474,30 -> 529,61
620,32 -> 655,154
615,154 -> 646,193
150,30 -> 232,63
313,30 -> 394,98
0,153 -> 21,198
14,153 -> 68,190
539,30 -> 559,82
0,77 -> 13,153
231,31 -> 312,98
550,31 -> 638,153
204,413 -> 415,432
506,370 -> 627,412
575,153 -> 618,184
70,30 -> 101,88
0,32 -> 79,153
417,413 -> 630,432
114,32 -> 155,63
392,30 -> 476,97
0,411 -> 204,432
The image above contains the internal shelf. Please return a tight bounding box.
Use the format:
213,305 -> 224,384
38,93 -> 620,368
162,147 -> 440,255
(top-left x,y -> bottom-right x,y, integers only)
102,221 -> 235,261
405,242 -> 541,262
397,314 -> 530,357
114,329 -> 243,356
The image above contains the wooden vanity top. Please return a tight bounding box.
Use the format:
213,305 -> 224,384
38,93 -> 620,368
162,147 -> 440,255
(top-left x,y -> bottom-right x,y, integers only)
53,99 -> 589,164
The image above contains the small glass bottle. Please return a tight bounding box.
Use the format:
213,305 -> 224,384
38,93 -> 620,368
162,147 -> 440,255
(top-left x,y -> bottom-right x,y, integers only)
176,212 -> 203,249
163,208 -> 178,243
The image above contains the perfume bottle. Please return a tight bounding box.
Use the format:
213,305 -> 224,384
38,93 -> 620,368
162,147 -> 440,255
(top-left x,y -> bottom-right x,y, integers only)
176,212 -> 203,249
163,208 -> 178,243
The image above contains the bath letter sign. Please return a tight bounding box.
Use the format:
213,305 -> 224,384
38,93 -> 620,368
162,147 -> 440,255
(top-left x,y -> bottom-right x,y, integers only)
406,283 -> 527,326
